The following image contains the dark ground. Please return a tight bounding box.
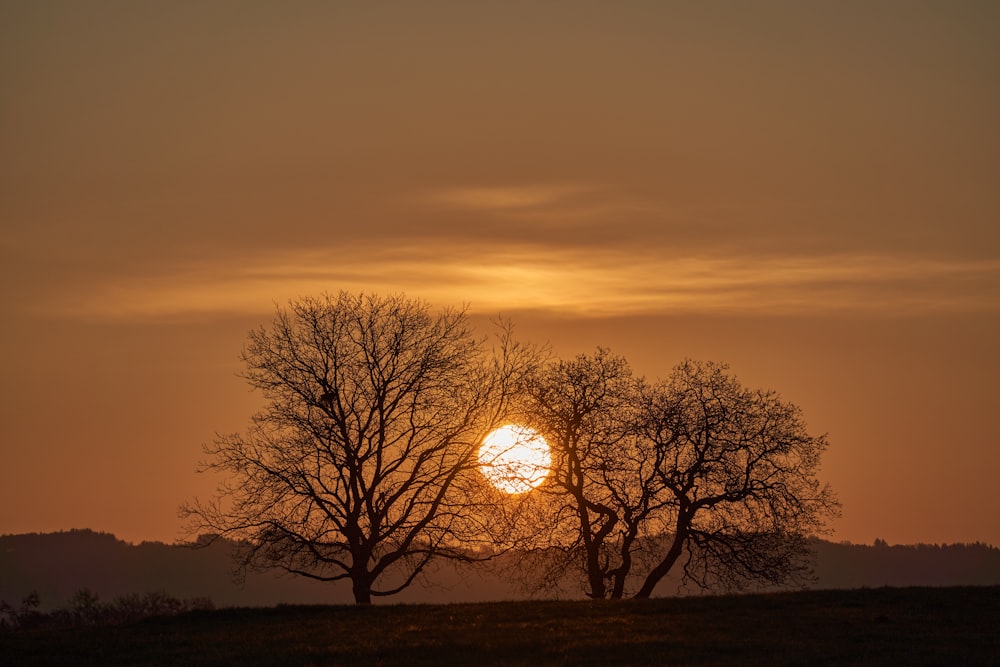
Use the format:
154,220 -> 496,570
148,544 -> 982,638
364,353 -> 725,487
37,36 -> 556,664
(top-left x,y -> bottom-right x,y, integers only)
2,586 -> 997,666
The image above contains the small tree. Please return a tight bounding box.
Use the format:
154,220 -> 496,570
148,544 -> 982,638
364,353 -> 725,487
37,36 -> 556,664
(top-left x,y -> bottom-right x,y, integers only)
182,292 -> 536,604
633,359 -> 840,597
518,348 -> 662,599
517,355 -> 838,599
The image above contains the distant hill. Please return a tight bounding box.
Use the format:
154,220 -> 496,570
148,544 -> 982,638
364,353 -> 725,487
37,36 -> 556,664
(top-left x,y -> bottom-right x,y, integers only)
2,530 -> 998,610
0,530 -> 514,610
811,538 -> 1000,589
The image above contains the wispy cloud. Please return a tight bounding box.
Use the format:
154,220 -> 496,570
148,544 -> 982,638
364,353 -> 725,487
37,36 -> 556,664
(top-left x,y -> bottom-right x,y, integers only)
422,185 -> 592,211
39,244 -> 1000,321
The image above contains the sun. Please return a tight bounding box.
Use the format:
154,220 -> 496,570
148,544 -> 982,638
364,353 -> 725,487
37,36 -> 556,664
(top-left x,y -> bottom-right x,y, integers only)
478,424 -> 552,494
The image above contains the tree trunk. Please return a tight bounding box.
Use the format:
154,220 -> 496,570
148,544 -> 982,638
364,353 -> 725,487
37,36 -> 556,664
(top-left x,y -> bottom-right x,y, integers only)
610,549 -> 631,599
586,552 -> 606,599
587,568 -> 605,600
634,514 -> 689,599
352,576 -> 372,605
633,534 -> 684,599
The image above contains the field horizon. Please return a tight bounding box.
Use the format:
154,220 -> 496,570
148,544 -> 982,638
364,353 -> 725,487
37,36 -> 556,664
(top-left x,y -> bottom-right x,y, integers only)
3,586 -> 997,665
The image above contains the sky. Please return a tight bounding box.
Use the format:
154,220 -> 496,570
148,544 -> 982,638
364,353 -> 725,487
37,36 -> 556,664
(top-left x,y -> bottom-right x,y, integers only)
1,1 -> 998,547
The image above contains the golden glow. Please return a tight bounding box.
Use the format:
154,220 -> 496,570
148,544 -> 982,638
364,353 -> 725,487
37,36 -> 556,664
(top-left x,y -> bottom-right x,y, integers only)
424,185 -> 589,210
42,246 -> 1000,321
478,424 -> 552,495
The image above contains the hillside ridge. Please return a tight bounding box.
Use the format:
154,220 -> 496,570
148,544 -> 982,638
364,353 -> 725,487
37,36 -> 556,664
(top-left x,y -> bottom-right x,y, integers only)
3,529 -> 999,609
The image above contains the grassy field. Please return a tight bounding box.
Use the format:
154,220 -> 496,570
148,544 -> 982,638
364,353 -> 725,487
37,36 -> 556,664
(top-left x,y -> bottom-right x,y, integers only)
2,586 -> 997,666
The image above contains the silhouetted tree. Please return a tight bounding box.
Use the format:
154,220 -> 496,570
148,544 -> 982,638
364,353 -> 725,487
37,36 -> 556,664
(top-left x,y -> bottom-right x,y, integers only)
516,355 -> 838,599
632,360 -> 840,597
182,292 -> 537,604
517,348 -> 665,599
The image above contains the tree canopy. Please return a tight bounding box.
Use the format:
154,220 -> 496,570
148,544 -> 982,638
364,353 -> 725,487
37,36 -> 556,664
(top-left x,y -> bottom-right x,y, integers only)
182,292 -> 537,604
514,354 -> 839,599
185,293 -> 838,603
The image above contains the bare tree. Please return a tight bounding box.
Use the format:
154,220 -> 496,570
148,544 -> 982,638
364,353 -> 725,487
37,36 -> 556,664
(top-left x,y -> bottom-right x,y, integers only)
516,354 -> 838,600
517,348 -> 663,599
632,359 -> 840,597
181,292 -> 536,604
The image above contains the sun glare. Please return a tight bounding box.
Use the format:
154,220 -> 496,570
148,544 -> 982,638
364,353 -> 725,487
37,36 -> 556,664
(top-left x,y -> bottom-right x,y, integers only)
478,424 -> 552,494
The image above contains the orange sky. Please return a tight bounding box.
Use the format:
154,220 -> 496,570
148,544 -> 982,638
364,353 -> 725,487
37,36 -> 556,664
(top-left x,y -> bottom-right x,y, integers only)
1,1 -> 998,546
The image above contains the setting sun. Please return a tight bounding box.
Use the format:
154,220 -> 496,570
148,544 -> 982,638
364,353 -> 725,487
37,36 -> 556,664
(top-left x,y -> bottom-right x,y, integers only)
478,424 -> 552,494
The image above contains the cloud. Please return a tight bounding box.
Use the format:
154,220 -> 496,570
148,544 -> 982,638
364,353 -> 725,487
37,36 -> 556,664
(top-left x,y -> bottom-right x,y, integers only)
421,185 -> 592,211
38,244 -> 1000,321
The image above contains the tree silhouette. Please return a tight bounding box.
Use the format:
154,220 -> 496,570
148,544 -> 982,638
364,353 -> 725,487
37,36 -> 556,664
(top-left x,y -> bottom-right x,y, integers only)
182,292 -> 536,604
632,360 -> 840,597
517,348 -> 662,599
516,354 -> 838,599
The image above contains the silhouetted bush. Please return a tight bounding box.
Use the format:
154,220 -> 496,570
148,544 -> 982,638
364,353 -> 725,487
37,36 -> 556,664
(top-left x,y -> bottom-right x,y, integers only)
0,591 -> 45,629
0,589 -> 214,630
